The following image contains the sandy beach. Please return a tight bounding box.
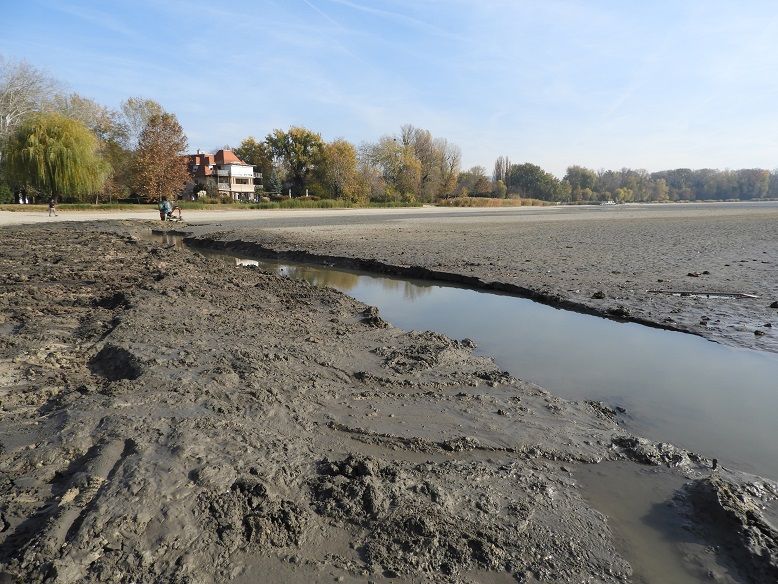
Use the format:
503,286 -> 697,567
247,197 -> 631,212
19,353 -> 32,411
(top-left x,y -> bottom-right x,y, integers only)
1,211 -> 777,583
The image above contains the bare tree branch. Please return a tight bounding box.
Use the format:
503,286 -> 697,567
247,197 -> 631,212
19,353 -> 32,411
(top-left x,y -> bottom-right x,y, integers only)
0,56 -> 60,164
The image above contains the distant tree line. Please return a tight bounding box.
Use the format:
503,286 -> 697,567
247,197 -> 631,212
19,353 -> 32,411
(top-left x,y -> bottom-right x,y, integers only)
480,160 -> 778,203
1,54 -> 776,205
560,165 -> 777,203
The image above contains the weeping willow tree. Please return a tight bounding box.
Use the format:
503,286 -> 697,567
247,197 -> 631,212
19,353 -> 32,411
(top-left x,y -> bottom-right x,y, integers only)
3,112 -> 109,202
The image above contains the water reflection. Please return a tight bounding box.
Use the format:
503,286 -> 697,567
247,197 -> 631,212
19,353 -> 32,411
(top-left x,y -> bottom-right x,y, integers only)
156,232 -> 186,249
267,263 -> 433,300
277,265 -> 360,291
375,277 -> 434,301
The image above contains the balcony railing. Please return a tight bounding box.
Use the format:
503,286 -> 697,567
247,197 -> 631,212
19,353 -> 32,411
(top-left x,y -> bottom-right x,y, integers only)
216,169 -> 230,177
254,172 -> 263,179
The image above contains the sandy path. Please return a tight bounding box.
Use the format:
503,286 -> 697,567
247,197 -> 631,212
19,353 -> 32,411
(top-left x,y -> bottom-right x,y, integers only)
0,205 -> 523,226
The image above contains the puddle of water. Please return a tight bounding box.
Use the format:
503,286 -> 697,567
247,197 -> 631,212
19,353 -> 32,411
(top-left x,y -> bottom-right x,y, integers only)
576,462 -> 726,584
148,232 -> 778,482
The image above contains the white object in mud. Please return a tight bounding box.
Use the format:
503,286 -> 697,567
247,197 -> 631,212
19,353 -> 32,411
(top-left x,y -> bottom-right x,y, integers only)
235,258 -> 259,267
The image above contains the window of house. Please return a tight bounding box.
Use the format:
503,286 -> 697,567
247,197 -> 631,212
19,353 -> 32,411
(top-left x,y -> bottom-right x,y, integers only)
235,178 -> 250,184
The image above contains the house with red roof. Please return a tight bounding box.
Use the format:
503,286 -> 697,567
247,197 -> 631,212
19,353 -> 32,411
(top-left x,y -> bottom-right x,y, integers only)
187,149 -> 262,201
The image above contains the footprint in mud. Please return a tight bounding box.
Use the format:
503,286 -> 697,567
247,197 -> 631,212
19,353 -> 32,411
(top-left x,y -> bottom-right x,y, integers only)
93,292 -> 130,310
88,344 -> 143,381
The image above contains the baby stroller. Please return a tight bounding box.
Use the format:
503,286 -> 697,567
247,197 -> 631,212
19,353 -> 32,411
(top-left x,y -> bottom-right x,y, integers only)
159,199 -> 183,222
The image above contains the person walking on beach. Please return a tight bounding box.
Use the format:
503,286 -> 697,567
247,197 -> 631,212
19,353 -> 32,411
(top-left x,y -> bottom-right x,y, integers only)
48,197 -> 58,217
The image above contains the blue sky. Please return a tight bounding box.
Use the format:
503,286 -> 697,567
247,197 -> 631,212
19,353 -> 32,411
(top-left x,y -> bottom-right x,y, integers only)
2,0 -> 777,175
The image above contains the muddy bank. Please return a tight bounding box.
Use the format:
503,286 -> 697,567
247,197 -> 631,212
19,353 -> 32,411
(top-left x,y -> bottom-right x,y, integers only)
0,222 -> 775,583
181,204 -> 778,352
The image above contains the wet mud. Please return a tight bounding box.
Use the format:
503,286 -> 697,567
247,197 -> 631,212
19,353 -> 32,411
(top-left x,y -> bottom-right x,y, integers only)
0,222 -> 775,583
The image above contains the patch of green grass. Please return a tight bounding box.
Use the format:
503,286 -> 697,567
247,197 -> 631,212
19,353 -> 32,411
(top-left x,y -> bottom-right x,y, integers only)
64,203 -> 157,210
368,201 -> 423,208
0,204 -> 46,212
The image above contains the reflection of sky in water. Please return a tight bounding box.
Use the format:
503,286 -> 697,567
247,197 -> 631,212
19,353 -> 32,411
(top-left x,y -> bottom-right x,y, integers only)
254,258 -> 778,480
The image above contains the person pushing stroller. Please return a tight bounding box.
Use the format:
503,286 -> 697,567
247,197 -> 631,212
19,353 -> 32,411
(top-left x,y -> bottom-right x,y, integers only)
158,196 -> 182,221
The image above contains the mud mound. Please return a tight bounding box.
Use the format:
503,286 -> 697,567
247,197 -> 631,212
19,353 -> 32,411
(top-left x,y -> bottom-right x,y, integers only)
363,513 -> 506,578
310,455 -> 506,577
310,455 -> 628,581
612,435 -> 707,468
685,475 -> 778,583
374,331 -> 474,374
88,344 -> 143,381
199,476 -> 308,553
360,306 -> 389,328
311,456 -> 392,523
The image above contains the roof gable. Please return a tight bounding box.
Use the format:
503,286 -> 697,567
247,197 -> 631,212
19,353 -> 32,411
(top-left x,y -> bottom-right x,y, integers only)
214,149 -> 246,165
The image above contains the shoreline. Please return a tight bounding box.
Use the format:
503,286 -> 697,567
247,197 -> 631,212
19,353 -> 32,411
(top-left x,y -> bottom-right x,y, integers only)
176,202 -> 778,353
178,232 -> 705,338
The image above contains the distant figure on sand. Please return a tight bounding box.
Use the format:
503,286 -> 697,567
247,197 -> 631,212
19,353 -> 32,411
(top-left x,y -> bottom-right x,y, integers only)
48,197 -> 58,217
159,196 -> 182,221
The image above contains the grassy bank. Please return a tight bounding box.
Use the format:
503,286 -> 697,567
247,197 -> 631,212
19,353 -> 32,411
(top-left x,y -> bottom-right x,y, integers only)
438,197 -> 553,207
178,199 -> 422,210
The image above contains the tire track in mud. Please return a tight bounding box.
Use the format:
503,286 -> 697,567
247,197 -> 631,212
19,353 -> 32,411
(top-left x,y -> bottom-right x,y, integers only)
1,438 -> 131,566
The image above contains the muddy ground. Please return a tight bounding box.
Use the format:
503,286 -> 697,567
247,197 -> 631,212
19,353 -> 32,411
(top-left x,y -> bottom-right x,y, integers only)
181,203 -> 778,353
0,222 -> 776,583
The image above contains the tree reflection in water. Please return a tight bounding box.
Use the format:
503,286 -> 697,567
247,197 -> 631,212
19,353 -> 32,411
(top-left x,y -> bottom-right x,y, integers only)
376,277 -> 434,301
276,265 -> 359,290
270,264 -> 433,300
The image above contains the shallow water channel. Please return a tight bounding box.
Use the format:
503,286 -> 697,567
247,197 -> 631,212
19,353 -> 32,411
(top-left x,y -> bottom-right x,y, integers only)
167,237 -> 778,480
153,232 -> 778,582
